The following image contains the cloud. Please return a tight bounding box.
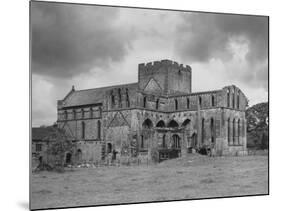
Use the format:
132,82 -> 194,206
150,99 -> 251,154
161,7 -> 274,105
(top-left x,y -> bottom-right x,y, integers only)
174,12 -> 268,92
175,13 -> 268,63
31,2 -> 136,78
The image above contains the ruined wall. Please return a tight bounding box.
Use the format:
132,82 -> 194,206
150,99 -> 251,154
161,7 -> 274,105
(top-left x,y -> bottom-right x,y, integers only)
75,141 -> 103,162
222,85 -> 248,110
221,108 -> 247,156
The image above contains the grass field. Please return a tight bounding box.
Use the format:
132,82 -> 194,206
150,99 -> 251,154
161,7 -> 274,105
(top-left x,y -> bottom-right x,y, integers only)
31,155 -> 268,210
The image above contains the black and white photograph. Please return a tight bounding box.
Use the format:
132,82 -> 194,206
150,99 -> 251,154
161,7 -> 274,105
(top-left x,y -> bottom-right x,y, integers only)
30,1 -> 269,210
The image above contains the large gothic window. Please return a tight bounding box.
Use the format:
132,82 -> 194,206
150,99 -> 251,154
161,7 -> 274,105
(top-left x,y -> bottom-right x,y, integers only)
126,88 -> 130,107
175,99 -> 178,110
237,92 -> 240,109
97,120 -> 101,139
211,95 -> 215,107
232,92 -> 235,108
73,109 -> 76,120
228,118 -> 231,145
143,96 -> 147,108
233,118 -> 236,144
64,110 -> 68,120
156,98 -> 159,110
201,118 -> 205,144
238,119 -> 241,145
81,121 -> 85,139
227,89 -> 230,107
118,88 -> 122,108
210,118 -> 215,143
199,96 -> 202,107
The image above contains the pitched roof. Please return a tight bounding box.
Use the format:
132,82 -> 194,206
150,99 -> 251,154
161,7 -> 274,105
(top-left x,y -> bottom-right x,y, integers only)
62,82 -> 138,108
32,127 -> 57,141
32,126 -> 73,141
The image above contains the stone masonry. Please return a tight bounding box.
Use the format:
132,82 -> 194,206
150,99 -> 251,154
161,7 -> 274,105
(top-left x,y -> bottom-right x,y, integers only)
57,59 -> 248,164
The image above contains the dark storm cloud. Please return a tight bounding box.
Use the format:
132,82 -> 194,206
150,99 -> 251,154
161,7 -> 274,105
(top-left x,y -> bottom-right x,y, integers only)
175,13 -> 268,63
31,2 -> 136,78
175,13 -> 268,91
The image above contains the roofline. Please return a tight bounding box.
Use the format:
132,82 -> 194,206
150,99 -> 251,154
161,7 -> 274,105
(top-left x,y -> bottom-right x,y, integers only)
74,82 -> 138,93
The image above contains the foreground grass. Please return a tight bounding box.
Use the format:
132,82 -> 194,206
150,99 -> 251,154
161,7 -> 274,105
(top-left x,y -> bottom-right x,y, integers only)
31,155 -> 268,210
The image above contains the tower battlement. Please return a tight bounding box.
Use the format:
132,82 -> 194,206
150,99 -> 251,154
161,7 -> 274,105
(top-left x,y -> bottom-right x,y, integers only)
138,59 -> 191,74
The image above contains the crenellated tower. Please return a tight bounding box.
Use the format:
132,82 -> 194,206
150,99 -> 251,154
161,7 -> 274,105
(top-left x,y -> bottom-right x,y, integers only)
138,59 -> 192,95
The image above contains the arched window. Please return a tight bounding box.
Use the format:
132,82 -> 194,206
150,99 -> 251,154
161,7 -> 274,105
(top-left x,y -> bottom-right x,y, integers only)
201,118 -> 205,144
175,99 -> 178,110
156,98 -> 159,110
73,109 -> 76,120
90,107 -> 93,118
76,149 -> 82,163
156,120 -> 165,128
210,118 -> 215,143
227,89 -> 230,107
232,92 -> 235,108
162,134 -> 166,148
237,92 -> 240,109
142,119 -> 153,129
199,96 -> 202,107
140,135 -> 144,149
238,119 -> 241,145
233,118 -> 236,145
81,121 -> 85,139
228,118 -> 231,145
211,95 -> 215,107
143,96 -> 147,108
97,120 -> 101,139
126,88 -> 130,107
241,120 -> 245,137
187,98 -> 190,109
167,120 -> 179,128
107,143 -> 112,153
118,88 -> 122,108
182,119 -> 191,127
64,110 -> 68,120
111,94 -> 115,108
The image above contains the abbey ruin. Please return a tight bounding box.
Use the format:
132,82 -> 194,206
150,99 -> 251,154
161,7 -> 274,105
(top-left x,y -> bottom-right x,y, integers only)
56,59 -> 248,164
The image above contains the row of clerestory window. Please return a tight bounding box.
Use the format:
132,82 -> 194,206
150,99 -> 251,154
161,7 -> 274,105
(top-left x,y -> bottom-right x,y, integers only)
142,95 -> 216,110
63,107 -> 101,120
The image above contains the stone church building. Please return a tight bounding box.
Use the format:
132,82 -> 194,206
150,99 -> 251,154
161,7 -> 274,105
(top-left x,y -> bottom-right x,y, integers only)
57,59 -> 248,164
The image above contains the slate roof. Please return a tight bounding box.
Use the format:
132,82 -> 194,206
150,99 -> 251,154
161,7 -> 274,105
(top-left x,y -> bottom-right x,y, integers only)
32,127 -> 57,141
32,126 -> 73,141
62,82 -> 138,108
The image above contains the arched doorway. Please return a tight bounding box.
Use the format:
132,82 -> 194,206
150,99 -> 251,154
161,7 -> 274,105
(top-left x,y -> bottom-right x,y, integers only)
172,134 -> 181,149
170,134 -> 181,158
76,149 -> 82,164
191,133 -> 197,148
65,153 -> 72,165
107,143 -> 112,153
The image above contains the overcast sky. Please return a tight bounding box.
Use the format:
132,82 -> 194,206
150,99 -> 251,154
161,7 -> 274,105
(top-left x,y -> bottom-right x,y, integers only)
31,2 -> 268,127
